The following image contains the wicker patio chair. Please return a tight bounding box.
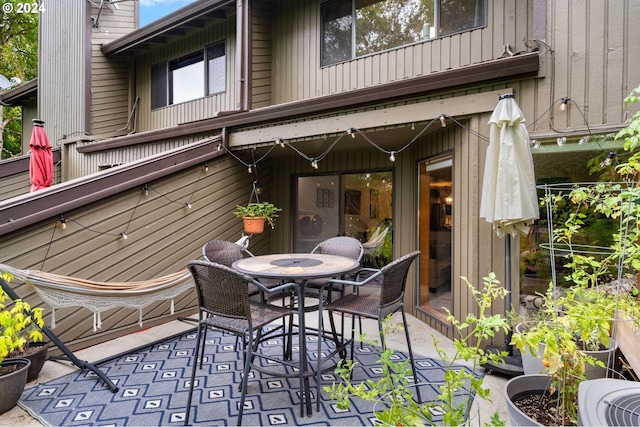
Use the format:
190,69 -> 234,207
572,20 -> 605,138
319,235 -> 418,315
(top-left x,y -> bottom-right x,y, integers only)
307,236 -> 363,298
184,260 -> 304,426
323,250 -> 422,403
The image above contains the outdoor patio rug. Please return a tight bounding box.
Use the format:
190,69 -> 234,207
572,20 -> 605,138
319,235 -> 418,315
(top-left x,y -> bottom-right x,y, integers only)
18,325 -> 481,426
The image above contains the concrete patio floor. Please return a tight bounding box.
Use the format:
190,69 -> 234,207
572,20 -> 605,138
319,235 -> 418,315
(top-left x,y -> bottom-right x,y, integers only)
3,312 -> 510,426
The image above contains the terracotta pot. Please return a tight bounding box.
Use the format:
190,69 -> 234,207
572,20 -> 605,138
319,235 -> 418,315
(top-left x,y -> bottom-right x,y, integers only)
243,217 -> 266,234
0,358 -> 31,415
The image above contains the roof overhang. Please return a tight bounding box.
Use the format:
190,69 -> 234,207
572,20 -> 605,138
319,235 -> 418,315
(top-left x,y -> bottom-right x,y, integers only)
77,52 -> 541,153
101,0 -> 237,56
0,78 -> 38,106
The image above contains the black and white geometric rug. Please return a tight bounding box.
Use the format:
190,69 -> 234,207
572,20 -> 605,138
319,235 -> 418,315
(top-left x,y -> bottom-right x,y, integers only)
19,326 -> 478,426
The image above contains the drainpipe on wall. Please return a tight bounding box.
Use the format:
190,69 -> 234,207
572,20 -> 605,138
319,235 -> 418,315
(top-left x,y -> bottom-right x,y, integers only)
236,0 -> 250,112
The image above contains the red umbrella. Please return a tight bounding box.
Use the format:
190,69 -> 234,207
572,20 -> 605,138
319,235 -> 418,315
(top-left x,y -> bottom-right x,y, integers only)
29,119 -> 53,192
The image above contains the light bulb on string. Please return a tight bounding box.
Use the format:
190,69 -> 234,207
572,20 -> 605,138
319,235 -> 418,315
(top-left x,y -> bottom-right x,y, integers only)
185,202 -> 192,209
389,151 -> 395,162
347,128 -> 356,138
560,97 -> 570,111
59,215 -> 66,229
248,165 -> 252,173
217,143 -> 223,151
143,184 -> 149,196
120,232 -> 128,240
439,114 -> 447,127
411,122 -> 416,131
311,160 -> 318,169
204,163 -> 209,172
600,151 -> 616,168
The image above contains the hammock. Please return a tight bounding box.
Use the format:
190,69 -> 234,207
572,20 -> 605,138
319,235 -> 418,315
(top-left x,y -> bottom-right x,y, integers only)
0,264 -> 194,331
363,227 -> 389,254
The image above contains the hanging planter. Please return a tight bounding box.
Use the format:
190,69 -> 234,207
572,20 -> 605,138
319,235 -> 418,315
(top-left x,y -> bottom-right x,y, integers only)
242,217 -> 266,234
233,202 -> 281,234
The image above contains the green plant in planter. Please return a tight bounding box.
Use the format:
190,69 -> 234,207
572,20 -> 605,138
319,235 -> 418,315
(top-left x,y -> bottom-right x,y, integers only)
233,202 -> 281,229
324,272 -> 509,426
0,272 -> 45,366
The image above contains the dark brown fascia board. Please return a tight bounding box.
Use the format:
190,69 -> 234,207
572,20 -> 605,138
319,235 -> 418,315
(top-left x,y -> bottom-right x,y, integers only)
0,136 -> 223,238
0,148 -> 61,179
78,52 -> 540,154
101,0 -> 236,56
0,78 -> 38,105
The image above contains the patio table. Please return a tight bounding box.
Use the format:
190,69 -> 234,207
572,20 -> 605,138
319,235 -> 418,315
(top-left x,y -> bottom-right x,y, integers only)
232,253 -> 360,415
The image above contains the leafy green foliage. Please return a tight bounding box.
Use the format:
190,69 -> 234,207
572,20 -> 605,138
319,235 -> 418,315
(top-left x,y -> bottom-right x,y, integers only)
233,202 -> 281,229
325,272 -> 509,426
0,272 -> 44,365
1,1 -> 38,158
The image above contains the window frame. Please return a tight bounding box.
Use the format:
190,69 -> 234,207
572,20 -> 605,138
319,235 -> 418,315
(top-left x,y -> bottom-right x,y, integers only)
320,0 -> 486,67
150,40 -> 226,110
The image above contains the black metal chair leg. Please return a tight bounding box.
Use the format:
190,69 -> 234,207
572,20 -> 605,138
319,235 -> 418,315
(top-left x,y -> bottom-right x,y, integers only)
184,323 -> 203,426
401,309 -> 421,403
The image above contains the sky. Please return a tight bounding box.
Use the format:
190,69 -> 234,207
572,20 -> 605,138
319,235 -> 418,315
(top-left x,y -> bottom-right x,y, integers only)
139,0 -> 198,27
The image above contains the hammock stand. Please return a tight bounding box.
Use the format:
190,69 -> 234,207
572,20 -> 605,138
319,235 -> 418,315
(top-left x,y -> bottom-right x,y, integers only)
0,265 -> 194,393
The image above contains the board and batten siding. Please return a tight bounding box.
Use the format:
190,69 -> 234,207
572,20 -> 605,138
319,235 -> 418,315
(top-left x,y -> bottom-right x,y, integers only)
38,2 -> 89,150
134,19 -> 238,132
251,1 -> 273,108
62,135 -> 218,181
89,1 -> 136,137
269,0 -> 533,105
543,0 -> 640,133
0,154 -> 271,354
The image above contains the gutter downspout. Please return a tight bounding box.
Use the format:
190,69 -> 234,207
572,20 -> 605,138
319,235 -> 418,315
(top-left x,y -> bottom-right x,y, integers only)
236,0 -> 250,111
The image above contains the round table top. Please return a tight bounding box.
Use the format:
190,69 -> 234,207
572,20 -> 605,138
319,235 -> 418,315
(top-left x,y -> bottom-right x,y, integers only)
232,253 -> 360,280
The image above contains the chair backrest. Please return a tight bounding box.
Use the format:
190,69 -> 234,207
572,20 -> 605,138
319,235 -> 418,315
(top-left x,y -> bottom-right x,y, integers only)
202,240 -> 253,266
311,236 -> 364,262
188,260 -> 253,319
379,251 -> 420,308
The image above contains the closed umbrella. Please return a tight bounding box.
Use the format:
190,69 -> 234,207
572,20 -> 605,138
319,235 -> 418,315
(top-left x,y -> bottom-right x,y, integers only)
480,93 -> 539,376
480,94 -> 539,236
29,119 -> 53,192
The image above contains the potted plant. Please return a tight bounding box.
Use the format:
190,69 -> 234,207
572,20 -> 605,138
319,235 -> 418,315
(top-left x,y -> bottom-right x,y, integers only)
325,272 -> 509,426
0,271 -> 45,414
233,202 -> 281,234
506,86 -> 640,426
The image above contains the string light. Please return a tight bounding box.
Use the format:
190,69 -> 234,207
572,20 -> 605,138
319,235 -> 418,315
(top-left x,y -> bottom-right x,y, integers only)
389,151 -> 395,162
347,128 -> 356,138
411,122 -> 416,131
185,202 -> 192,209
439,114 -> 447,127
311,160 -> 318,169
59,215 -> 66,229
557,136 -> 566,147
120,232 -> 128,240
248,166 -> 252,173
560,97 -> 570,111
204,163 -> 209,172
601,151 -> 616,167
217,143 -> 223,151
143,183 -> 149,195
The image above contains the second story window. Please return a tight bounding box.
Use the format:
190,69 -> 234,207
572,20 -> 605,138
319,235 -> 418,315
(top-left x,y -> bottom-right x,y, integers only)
321,0 -> 485,67
151,41 -> 226,109
170,51 -> 205,105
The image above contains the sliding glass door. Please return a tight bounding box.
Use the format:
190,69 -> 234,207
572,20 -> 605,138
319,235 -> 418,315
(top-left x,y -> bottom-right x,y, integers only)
294,171 -> 393,266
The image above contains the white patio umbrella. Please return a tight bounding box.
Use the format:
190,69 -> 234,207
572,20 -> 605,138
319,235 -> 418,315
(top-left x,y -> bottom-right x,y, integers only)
479,93 -> 539,375
480,93 -> 539,237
